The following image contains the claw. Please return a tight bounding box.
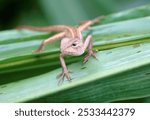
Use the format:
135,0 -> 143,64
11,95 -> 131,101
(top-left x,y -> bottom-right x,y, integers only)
33,49 -> 42,54
34,46 -> 44,53
57,70 -> 72,85
33,43 -> 44,53
32,47 -> 43,54
83,50 -> 98,64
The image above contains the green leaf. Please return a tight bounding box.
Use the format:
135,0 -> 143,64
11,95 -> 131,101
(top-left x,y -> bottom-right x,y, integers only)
1,17 -> 150,75
0,5 -> 150,102
0,42 -> 150,102
101,4 -> 150,24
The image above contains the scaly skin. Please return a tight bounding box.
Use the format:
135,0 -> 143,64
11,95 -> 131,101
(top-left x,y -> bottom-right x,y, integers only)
18,16 -> 104,84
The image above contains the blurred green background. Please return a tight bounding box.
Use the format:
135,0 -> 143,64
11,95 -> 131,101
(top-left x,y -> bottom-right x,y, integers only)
0,0 -> 149,30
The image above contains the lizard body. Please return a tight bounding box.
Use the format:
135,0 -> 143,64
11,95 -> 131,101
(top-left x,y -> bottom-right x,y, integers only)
18,16 -> 104,84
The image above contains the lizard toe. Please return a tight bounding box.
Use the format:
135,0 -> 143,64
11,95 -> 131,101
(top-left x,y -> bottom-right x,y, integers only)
57,70 -> 72,85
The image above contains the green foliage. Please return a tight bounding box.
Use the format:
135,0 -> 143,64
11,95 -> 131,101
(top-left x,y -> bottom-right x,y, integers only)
0,5 -> 150,102
0,0 -> 149,29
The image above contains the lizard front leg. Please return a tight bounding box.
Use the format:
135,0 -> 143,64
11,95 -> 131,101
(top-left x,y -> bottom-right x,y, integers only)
82,35 -> 98,64
57,53 -> 71,85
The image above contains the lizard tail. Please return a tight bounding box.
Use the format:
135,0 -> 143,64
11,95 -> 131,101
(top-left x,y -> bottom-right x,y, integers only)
16,25 -> 47,31
16,25 -> 73,33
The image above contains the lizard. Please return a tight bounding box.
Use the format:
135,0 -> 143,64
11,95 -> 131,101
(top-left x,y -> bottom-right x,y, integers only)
17,16 -> 104,84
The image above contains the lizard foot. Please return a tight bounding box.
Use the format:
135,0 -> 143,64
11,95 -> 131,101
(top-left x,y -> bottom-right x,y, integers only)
83,50 -> 98,64
57,70 -> 72,85
33,43 -> 44,53
33,49 -> 42,53
92,16 -> 105,24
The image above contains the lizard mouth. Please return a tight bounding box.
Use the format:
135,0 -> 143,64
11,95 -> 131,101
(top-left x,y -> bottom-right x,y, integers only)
63,50 -> 75,55
62,48 -> 84,56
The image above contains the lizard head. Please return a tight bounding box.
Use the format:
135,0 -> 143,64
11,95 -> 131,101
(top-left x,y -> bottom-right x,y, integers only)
60,37 -> 84,56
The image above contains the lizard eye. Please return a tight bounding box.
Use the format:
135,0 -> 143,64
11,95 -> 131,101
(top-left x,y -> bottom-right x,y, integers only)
72,43 -> 77,46
72,41 -> 79,47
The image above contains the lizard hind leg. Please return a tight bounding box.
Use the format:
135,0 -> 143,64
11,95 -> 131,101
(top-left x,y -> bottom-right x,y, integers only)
78,16 -> 105,32
34,32 -> 65,53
